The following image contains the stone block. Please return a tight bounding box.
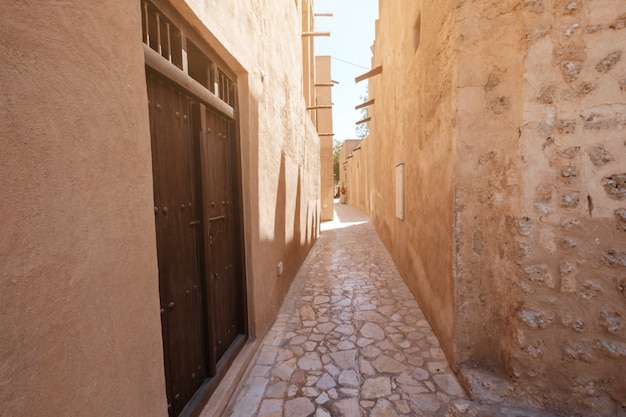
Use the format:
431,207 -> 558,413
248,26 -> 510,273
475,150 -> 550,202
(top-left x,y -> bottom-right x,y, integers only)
563,341 -> 592,362
602,174 -> 626,200
596,50 -> 622,73
582,105 -> 626,130
602,249 -> 626,266
560,236 -> 578,248
563,0 -> 581,14
557,119 -> 577,134
559,260 -> 578,292
517,308 -> 555,329
524,0 -> 545,13
560,146 -> 580,159
560,165 -> 578,183
361,377 -> 392,399
615,209 -> 626,231
599,311 -> 621,334
578,280 -> 604,300
596,340 -> 626,358
559,191 -> 581,209
560,60 -> 583,83
586,146 -> 614,166
284,397 -> 315,417
611,14 -> 626,29
524,264 -> 556,288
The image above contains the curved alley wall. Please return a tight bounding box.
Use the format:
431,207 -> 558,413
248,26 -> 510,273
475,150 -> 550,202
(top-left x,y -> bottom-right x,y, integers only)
367,0 -> 626,415
367,0 -> 458,370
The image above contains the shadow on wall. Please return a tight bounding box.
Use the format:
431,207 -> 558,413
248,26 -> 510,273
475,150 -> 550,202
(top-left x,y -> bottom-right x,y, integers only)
270,149 -> 318,308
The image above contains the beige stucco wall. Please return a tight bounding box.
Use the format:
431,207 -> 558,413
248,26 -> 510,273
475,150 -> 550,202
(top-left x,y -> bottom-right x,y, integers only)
364,0 -> 626,415
339,139 -> 362,204
316,56 -> 335,222
1,1 -> 320,416
344,143 -> 370,215
0,2 -> 167,416
367,0 -> 458,365
453,0 -> 526,376
181,0 -> 321,337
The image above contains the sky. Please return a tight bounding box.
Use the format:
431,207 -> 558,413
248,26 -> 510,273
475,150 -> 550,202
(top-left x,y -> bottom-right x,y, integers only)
313,0 -> 379,143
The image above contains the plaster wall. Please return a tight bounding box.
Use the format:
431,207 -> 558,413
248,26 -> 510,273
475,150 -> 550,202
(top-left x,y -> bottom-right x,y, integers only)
339,139 -> 362,204
367,0 -> 458,364
345,144 -> 371,215
0,2 -> 167,416
148,0 -> 322,342
453,0 -> 526,376
1,0 -> 321,415
316,56 -> 335,221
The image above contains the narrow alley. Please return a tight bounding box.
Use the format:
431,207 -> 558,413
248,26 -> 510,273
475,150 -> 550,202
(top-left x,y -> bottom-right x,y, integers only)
221,203 -> 555,417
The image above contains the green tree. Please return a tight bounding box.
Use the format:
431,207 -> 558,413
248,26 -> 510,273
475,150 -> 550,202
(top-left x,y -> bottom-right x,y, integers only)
333,138 -> 342,186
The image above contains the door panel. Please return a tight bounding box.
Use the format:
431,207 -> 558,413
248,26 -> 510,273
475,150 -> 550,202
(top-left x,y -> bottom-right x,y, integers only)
148,72 -> 245,417
148,72 -> 206,417
197,107 -> 242,365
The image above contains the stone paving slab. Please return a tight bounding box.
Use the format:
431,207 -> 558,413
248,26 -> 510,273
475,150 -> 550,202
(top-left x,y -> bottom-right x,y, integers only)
224,203 -> 558,417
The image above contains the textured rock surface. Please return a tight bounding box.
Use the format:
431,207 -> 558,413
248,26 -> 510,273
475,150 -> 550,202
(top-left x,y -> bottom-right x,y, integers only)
344,0 -> 626,415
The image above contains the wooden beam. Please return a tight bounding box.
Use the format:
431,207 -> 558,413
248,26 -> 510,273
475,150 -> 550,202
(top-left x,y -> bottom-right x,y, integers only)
143,44 -> 234,119
355,98 -> 375,110
302,32 -> 331,37
314,13 -> 333,17
318,133 -> 335,136
355,65 -> 382,83
355,117 -> 371,125
306,105 -> 333,110
315,83 -> 335,87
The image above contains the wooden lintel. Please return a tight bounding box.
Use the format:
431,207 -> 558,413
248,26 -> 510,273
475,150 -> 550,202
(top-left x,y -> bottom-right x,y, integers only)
315,83 -> 335,87
318,133 -> 335,136
306,105 -> 333,110
302,32 -> 331,37
355,65 -> 382,83
314,13 -> 333,17
143,44 -> 234,119
355,99 -> 375,110
355,117 -> 371,125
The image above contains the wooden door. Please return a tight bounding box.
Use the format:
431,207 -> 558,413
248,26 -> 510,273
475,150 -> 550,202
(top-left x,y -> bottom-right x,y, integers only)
147,72 -> 206,417
195,104 -> 244,372
147,71 -> 246,417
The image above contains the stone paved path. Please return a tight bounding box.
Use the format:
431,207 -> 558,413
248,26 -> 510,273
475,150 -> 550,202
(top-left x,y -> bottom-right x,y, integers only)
223,203 -> 556,417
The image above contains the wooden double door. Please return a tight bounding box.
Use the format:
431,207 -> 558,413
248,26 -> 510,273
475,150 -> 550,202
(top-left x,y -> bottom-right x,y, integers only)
147,71 -> 245,417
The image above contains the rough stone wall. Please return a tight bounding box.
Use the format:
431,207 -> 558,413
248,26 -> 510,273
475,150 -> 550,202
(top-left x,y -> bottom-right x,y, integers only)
365,0 -> 625,415
505,1 -> 625,414
0,2 -> 167,416
1,0 -> 320,415
367,0 -> 458,363
454,1 -> 626,415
